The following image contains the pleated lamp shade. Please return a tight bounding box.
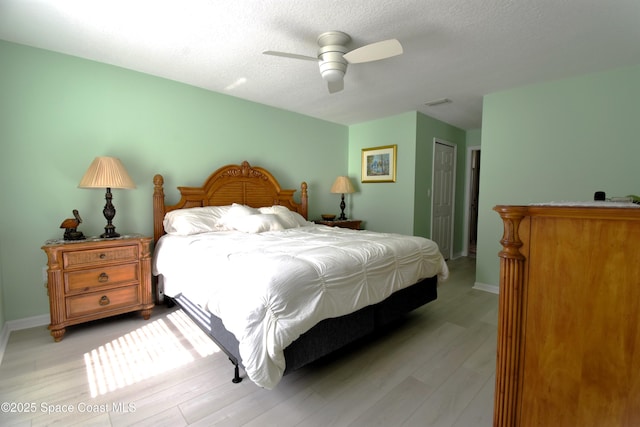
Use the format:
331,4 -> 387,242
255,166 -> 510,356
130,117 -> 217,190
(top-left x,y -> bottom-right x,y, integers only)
78,157 -> 136,189
330,176 -> 355,220
330,176 -> 355,194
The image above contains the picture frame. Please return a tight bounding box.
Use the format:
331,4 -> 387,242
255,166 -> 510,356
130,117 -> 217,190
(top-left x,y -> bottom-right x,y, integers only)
361,144 -> 397,183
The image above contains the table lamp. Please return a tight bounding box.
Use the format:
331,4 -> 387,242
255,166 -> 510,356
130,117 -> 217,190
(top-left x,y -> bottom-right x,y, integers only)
78,156 -> 136,238
330,176 -> 355,220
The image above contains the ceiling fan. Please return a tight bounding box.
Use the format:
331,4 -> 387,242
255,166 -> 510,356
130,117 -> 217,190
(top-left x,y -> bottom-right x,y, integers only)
263,31 -> 403,94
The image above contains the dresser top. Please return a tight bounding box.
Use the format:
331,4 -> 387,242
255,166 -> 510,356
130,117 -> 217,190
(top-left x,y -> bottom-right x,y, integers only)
43,234 -> 149,247
528,201 -> 639,208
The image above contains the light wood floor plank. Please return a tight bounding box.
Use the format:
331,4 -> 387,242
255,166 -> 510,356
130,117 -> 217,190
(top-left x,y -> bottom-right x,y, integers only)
405,366 -> 490,427
453,373 -> 496,427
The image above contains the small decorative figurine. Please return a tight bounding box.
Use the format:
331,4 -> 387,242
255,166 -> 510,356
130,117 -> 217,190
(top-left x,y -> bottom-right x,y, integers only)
60,209 -> 85,240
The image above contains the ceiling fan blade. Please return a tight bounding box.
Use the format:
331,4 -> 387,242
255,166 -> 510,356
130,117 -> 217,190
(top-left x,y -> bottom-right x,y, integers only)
343,39 -> 403,64
327,79 -> 344,94
262,50 -> 318,62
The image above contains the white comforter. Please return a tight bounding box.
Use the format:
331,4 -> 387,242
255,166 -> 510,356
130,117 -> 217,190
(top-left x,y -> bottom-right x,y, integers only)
153,225 -> 448,389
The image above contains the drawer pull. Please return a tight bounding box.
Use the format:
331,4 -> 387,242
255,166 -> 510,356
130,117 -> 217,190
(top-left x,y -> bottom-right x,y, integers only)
98,272 -> 109,283
99,295 -> 110,306
99,253 -> 106,259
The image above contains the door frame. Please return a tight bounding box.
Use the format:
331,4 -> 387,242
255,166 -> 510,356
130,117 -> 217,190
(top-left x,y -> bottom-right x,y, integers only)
430,138 -> 457,260
463,145 -> 481,256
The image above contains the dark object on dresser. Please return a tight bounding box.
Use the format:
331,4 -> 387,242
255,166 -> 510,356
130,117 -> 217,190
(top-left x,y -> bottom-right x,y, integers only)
60,209 -> 85,241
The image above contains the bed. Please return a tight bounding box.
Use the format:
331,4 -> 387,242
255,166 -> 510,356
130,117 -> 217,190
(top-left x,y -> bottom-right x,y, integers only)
152,160 -> 449,389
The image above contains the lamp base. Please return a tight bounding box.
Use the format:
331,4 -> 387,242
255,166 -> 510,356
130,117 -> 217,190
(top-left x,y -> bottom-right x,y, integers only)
101,187 -> 120,238
100,226 -> 120,239
338,194 -> 347,220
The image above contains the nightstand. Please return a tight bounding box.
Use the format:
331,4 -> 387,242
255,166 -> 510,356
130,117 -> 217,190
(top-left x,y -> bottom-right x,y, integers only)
41,235 -> 154,342
315,219 -> 362,230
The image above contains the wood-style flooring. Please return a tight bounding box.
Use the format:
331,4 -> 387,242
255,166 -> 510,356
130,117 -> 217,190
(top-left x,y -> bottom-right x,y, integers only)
0,257 -> 498,426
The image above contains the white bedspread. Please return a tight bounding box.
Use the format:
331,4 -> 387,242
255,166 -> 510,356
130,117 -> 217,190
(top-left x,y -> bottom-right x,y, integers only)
153,225 -> 449,389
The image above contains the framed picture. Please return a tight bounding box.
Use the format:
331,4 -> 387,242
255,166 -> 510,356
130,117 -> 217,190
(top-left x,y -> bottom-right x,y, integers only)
361,144 -> 397,183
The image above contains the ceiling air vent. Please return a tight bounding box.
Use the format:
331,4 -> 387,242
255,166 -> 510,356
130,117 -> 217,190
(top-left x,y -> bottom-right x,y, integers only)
424,98 -> 451,107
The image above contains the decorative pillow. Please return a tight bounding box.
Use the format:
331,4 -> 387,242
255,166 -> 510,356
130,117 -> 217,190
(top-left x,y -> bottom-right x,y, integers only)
163,205 -> 232,235
223,213 -> 285,233
259,205 -> 311,228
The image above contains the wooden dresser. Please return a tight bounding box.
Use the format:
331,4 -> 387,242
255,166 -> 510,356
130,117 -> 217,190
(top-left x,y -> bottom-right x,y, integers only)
42,235 -> 154,342
493,204 -> 640,426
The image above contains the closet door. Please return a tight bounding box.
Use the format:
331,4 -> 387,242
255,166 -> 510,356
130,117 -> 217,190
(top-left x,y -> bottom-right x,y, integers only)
431,140 -> 456,259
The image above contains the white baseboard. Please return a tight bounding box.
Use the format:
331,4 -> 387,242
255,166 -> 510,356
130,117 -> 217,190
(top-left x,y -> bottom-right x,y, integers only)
0,314 -> 49,366
473,281 -> 499,294
0,324 -> 9,366
6,313 -> 50,331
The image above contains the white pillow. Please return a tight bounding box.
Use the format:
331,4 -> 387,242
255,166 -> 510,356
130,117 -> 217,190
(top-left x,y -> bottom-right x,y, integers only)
228,203 -> 260,216
217,203 -> 260,229
258,205 -> 310,228
163,205 -> 232,235
224,213 -> 285,233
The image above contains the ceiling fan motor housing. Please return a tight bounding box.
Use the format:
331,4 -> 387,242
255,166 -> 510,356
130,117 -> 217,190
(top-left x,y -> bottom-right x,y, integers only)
317,31 -> 350,83
318,45 -> 348,82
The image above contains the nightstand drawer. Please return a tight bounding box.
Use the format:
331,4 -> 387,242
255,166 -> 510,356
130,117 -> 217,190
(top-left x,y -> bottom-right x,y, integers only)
63,245 -> 138,268
66,286 -> 140,318
65,263 -> 139,293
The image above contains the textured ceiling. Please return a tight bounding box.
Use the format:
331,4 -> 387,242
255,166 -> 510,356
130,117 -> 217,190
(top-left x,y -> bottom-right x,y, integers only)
1,0 -> 639,130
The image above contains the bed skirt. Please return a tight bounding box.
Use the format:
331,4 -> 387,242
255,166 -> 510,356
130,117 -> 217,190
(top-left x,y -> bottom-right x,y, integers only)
169,275 -> 438,384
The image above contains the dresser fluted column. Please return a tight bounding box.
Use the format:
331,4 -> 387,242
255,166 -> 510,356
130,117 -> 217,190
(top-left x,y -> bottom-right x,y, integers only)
493,206 -> 528,427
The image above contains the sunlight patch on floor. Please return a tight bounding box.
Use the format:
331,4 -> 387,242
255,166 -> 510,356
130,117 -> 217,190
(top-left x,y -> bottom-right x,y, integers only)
166,310 -> 219,357
84,311 -> 219,397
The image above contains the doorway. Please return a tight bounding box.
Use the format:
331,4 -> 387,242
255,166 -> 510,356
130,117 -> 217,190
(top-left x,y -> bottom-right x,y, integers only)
431,139 -> 456,260
465,147 -> 481,257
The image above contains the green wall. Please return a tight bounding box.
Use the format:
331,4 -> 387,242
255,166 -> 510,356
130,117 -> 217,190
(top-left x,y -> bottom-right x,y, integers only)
476,64 -> 640,288
347,111 -> 466,253
0,40 -> 348,326
466,129 -> 481,148
415,113 -> 467,251
347,112 -> 418,234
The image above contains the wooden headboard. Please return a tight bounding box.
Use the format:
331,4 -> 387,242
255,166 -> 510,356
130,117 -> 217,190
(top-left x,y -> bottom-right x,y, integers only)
152,160 -> 308,243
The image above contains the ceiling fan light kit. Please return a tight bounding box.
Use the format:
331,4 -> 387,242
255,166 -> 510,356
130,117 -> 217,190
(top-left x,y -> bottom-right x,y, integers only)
263,30 -> 403,94
318,46 -> 348,83
320,66 -> 345,82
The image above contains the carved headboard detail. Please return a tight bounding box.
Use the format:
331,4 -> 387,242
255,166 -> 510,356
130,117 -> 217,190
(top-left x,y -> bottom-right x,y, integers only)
153,161 -> 308,243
